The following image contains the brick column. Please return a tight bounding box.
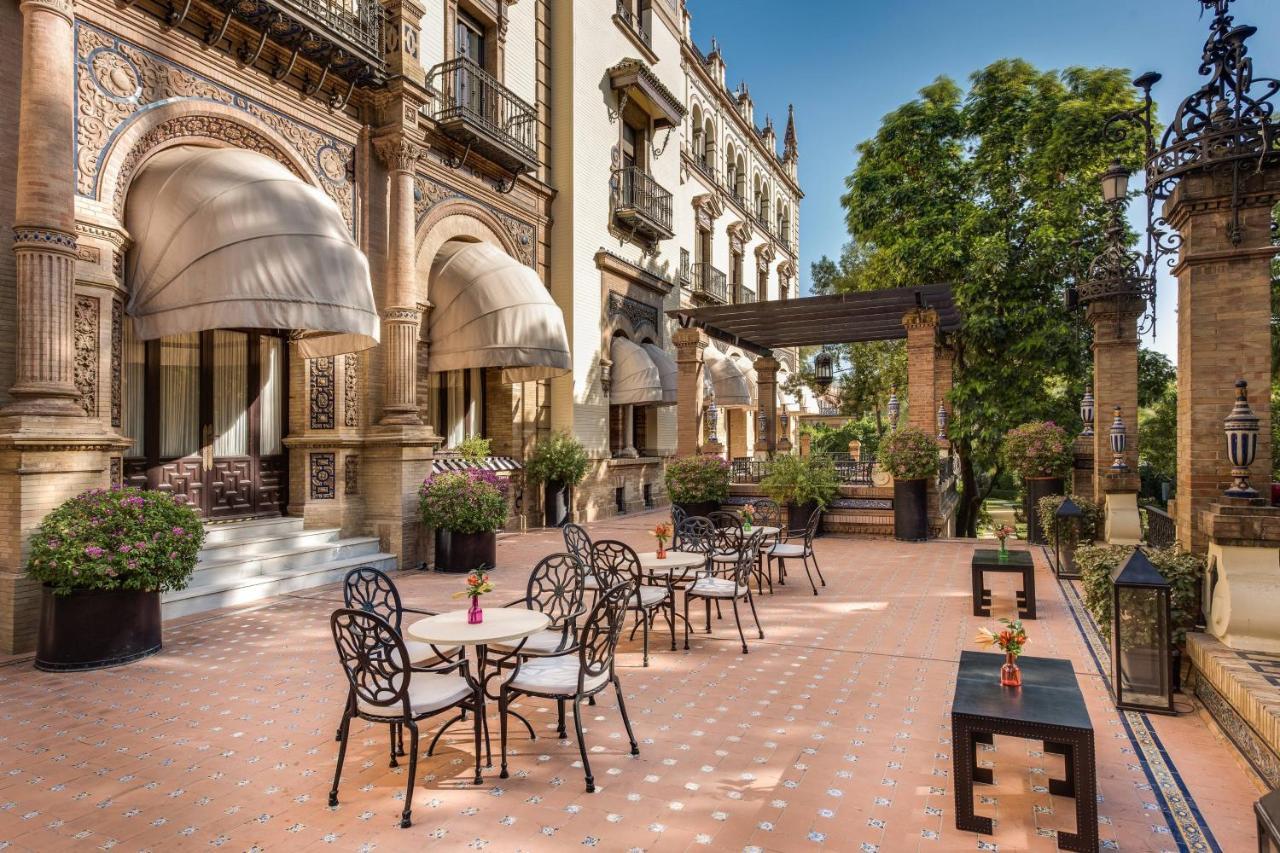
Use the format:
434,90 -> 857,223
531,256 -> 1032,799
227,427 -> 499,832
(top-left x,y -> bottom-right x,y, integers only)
754,356 -> 778,456
1087,300 -> 1141,543
902,308 -> 938,433
673,327 -> 707,457
3,0 -> 81,418
373,134 -> 423,426
1166,167 -> 1280,552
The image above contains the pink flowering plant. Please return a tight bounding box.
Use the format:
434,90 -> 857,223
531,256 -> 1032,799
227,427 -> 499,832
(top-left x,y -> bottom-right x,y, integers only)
418,469 -> 510,534
999,420 -> 1073,481
878,426 -> 940,480
26,488 -> 204,596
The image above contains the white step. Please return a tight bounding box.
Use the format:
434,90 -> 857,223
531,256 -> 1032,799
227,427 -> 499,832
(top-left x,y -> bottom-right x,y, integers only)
201,516 -> 304,546
162,552 -> 397,621
189,535 -> 384,587
197,525 -> 341,565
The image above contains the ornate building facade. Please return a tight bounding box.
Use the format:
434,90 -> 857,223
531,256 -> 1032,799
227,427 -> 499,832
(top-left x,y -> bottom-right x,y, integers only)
0,0 -> 800,652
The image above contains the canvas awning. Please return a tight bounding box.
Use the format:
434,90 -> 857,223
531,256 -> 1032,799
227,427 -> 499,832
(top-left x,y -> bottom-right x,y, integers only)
732,355 -> 760,407
428,241 -> 571,382
610,336 -> 663,405
124,145 -> 379,359
641,342 -> 678,406
703,343 -> 752,409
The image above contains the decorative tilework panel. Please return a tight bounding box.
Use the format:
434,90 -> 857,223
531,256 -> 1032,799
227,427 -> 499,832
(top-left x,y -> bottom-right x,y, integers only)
310,452 -> 336,499
310,356 -> 335,429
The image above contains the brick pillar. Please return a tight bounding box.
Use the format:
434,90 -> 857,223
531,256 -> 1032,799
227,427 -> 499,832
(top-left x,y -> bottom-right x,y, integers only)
673,327 -> 707,457
754,356 -> 778,456
902,308 -> 938,434
3,0 -> 80,418
373,134 -> 424,426
1087,300 -> 1141,543
1166,167 -> 1280,553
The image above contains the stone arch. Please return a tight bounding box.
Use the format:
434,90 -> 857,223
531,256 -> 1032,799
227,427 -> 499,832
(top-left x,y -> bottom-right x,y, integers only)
605,307 -> 659,345
414,198 -> 522,308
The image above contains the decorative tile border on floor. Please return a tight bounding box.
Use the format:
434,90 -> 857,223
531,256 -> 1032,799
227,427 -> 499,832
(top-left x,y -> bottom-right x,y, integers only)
1054,561 -> 1220,852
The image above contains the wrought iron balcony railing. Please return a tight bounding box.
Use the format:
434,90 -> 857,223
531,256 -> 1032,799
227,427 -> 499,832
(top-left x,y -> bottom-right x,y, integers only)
1142,504 -> 1175,550
736,286 -> 756,304
691,262 -> 728,303
693,156 -> 716,181
812,452 -> 876,486
612,166 -> 674,241
614,0 -> 652,47
427,57 -> 539,175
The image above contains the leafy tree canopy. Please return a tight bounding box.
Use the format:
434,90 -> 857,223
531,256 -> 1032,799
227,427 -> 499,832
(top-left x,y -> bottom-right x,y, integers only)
1138,348 -> 1176,409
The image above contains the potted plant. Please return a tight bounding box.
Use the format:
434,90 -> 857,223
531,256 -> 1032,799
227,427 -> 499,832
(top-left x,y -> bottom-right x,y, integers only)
1000,421 -> 1073,546
525,432 -> 590,527
420,469 -> 510,573
760,454 -> 840,532
878,426 -> 940,542
27,487 -> 204,671
664,455 -> 730,518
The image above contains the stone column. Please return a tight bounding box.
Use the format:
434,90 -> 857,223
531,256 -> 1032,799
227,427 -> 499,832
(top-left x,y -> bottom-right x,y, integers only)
4,0 -> 81,418
673,327 -> 707,457
902,308 -> 938,434
373,134 -> 424,426
1166,167 -> 1279,552
754,355 -> 778,456
1087,300 -> 1141,544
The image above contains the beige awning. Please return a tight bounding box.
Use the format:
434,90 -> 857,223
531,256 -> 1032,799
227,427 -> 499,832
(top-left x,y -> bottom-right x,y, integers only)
703,343 -> 752,409
641,342 -> 678,406
732,355 -> 760,407
124,145 -> 378,359
428,241 -> 571,382
610,337 -> 663,405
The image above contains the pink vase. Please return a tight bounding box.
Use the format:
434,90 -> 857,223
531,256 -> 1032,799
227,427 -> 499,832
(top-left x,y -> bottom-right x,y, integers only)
467,595 -> 483,625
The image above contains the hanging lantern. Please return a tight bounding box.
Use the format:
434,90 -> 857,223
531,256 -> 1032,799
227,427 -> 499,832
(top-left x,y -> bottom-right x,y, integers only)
936,403 -> 948,440
1223,379 -> 1260,499
1109,406 -> 1128,471
779,411 -> 790,432
706,399 -> 719,446
757,409 -> 769,436
1080,391 -> 1095,436
1110,547 -> 1175,715
887,390 -> 900,430
1052,498 -> 1085,579
813,350 -> 834,392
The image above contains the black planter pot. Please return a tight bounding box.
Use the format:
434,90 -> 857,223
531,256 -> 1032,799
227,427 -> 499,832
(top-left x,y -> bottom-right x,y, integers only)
1024,477 -> 1064,545
674,500 -> 720,520
435,530 -> 497,574
35,586 -> 162,671
544,481 -> 570,528
786,500 -> 820,534
893,478 -> 929,542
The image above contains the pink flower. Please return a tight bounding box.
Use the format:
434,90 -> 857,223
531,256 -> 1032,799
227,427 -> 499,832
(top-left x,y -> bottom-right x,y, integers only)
84,546 -> 104,559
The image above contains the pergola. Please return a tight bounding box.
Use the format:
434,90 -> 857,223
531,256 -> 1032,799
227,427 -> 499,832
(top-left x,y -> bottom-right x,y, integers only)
668,284 -> 960,457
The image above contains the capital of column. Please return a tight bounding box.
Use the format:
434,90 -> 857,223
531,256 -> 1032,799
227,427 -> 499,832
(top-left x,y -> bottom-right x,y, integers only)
12,226 -> 77,257
902,307 -> 939,333
19,0 -> 73,24
373,134 -> 423,174
673,327 -> 708,360
381,306 -> 423,325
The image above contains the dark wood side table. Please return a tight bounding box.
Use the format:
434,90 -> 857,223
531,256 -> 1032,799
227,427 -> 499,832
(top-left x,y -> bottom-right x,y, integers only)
971,548 -> 1037,619
952,651 -> 1097,852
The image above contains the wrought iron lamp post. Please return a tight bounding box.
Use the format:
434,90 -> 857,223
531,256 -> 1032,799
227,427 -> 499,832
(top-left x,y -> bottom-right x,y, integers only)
1110,547 -> 1175,715
1223,379 -> 1260,499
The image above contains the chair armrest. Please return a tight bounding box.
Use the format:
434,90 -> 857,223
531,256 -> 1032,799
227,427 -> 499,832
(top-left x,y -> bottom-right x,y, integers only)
401,605 -> 440,617
411,657 -> 468,676
501,597 -> 532,609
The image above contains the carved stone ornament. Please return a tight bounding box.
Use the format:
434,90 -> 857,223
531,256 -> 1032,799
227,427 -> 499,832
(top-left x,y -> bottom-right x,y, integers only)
310,452 -> 336,500
310,356 -> 336,429
754,242 -> 776,264
413,173 -> 537,267
74,295 -> 100,417
374,135 -> 422,173
607,292 -> 661,342
345,454 -> 359,495
110,299 -> 122,428
343,354 -> 360,428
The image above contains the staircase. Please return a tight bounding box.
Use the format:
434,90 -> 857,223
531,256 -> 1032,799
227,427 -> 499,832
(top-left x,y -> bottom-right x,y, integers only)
163,517 -> 396,620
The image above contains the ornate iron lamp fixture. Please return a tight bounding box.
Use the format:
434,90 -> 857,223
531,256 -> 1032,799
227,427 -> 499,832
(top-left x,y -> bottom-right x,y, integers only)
1223,378 -> 1260,498
812,349 -> 834,392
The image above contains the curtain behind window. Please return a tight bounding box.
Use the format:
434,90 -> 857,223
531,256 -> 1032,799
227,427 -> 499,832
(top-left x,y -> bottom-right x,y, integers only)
259,336 -> 284,456
123,320 -> 146,457
159,333 -> 200,458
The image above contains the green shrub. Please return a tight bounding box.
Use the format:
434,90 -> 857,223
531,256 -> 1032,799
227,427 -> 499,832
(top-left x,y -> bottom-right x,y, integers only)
26,488 -> 204,596
525,432 -> 590,487
1036,494 -> 1103,545
456,436 -> 492,464
1076,544 -> 1205,644
999,421 -> 1072,481
807,417 -> 882,458
760,454 -> 840,509
419,469 -> 509,533
664,455 -> 731,504
877,426 -> 940,480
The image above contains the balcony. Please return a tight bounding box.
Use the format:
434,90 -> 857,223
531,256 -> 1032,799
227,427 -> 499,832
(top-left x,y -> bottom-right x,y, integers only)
692,157 -> 716,182
614,0 -> 652,48
427,58 -> 539,175
736,286 -> 756,305
691,262 -> 728,304
612,166 -> 674,242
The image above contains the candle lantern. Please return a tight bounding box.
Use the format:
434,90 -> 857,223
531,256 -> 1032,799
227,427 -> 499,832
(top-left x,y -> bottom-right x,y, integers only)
1223,379 -> 1260,499
1110,547 -> 1175,715
813,350 -> 834,392
1052,497 -> 1085,579
1109,406 -> 1128,471
1080,391 -> 1095,436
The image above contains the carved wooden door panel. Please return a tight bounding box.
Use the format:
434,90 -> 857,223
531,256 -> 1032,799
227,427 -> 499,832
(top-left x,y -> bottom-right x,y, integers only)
205,330 -> 254,519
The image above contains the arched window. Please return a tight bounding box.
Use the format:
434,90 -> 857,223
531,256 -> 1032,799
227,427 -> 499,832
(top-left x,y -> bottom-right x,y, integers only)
725,142 -> 737,189
735,154 -> 747,201
701,117 -> 716,176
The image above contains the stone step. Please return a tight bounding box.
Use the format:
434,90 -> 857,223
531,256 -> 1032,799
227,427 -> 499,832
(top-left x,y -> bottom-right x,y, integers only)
188,535 -> 383,587
162,551 -> 396,621
201,516 -> 304,546
197,525 -> 340,565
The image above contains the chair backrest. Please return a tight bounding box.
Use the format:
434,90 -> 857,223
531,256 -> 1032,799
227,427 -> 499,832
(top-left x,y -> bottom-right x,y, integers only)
711,520 -> 743,555
525,553 -> 586,630
752,498 -> 782,528
801,507 -> 822,548
676,516 -> 716,556
590,540 -> 641,594
670,504 -> 688,547
577,581 -> 631,691
563,523 -> 593,574
343,565 -> 404,633
331,608 -> 410,715
707,509 -> 742,531
728,529 -> 766,588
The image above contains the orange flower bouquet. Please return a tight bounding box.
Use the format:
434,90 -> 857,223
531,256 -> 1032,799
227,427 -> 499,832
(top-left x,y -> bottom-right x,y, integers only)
453,570 -> 494,624
653,522 -> 673,559
741,503 -> 756,531
975,618 -> 1028,687
994,524 -> 1015,558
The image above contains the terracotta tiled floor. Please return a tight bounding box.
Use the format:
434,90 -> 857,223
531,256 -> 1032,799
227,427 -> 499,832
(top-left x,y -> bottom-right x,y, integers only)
0,511 -> 1261,852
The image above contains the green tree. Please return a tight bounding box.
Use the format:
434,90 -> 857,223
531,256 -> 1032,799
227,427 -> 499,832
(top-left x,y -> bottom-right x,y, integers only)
1139,388 -> 1177,486
1138,348 -> 1176,409
836,61 -> 1149,536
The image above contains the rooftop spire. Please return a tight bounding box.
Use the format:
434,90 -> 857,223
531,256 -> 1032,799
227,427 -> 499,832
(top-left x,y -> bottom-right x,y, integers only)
783,103 -> 798,162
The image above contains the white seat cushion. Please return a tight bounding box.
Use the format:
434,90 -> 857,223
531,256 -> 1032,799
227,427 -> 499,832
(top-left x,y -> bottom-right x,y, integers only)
631,585 -> 670,608
357,672 -> 472,717
688,577 -> 747,598
508,655 -> 609,695
405,639 -> 459,665
768,543 -> 805,558
582,574 -> 600,590
491,628 -> 574,656
712,551 -> 747,563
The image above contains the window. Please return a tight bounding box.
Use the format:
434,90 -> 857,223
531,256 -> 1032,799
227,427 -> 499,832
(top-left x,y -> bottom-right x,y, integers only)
730,250 -> 743,303
758,261 -> 768,301
622,114 -> 647,170
426,367 -> 487,449
456,11 -> 486,66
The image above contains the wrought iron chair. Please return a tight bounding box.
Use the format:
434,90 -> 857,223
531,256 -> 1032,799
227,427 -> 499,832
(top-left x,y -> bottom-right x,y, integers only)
670,504 -> 689,547
748,498 -> 783,594
766,508 -> 826,596
498,581 -> 640,793
342,565 -> 458,665
493,553 -> 587,657
675,516 -> 717,568
563,523 -> 597,593
591,539 -> 669,666
707,509 -> 743,531
684,529 -> 766,653
328,608 -> 483,828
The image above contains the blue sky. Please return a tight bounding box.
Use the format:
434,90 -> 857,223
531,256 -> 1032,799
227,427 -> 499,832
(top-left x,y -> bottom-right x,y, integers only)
686,0 -> 1280,362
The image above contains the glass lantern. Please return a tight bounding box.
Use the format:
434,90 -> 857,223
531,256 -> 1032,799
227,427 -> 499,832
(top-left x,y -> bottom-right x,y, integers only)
813,350 -> 834,392
1052,498 -> 1085,579
1110,548 -> 1175,714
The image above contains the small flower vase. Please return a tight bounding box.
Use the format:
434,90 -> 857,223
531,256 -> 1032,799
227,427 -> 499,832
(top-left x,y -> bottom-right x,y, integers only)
743,520 -> 753,532
467,595 -> 483,625
656,543 -> 667,560
1000,652 -> 1021,687
998,540 -> 1009,562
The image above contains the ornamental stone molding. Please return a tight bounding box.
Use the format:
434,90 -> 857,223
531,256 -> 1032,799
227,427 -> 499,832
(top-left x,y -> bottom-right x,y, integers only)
374,135 -> 423,173
727,219 -> 753,247
413,184 -> 534,268
343,354 -> 360,428
381,307 -> 422,323
692,192 -> 725,224
754,242 -> 776,265
19,0 -> 72,24
110,299 -> 122,428
12,227 -> 77,254
75,23 -> 356,228
606,291 -> 661,343
73,294 -> 100,417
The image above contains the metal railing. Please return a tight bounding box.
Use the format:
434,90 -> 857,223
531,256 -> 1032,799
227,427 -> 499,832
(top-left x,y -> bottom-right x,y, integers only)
691,262 -> 727,303
937,454 -> 956,486
614,0 -> 651,46
428,57 -> 538,166
283,0 -> 382,62
692,156 -> 716,181
613,165 -> 673,234
813,452 -> 876,485
736,286 -> 756,304
1143,505 -> 1176,549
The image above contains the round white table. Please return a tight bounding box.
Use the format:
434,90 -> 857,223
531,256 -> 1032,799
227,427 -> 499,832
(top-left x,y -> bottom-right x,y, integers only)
636,550 -> 707,574
745,525 -> 781,539
406,607 -> 550,767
